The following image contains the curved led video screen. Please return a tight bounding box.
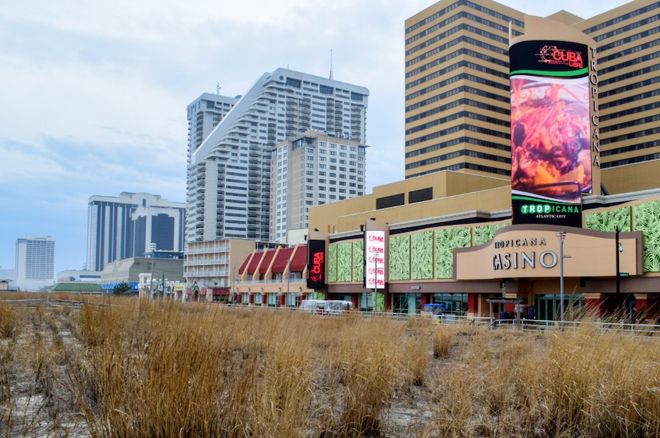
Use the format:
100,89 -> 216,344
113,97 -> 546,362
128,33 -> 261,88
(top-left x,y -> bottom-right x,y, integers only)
510,40 -> 591,227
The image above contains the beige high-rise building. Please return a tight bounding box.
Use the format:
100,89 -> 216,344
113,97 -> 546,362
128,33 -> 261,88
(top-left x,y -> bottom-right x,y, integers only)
270,131 -> 366,243
404,0 -> 659,194
578,0 -> 659,191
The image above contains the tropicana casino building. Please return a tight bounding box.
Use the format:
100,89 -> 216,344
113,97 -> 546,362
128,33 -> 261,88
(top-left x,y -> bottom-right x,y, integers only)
304,1 -> 660,321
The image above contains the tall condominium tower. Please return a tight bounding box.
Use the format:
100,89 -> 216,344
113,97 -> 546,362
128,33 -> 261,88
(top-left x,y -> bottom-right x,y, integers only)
270,131 -> 367,243
404,0 -> 659,192
15,236 -> 55,291
87,192 -> 186,271
186,93 -> 239,165
186,68 -> 369,243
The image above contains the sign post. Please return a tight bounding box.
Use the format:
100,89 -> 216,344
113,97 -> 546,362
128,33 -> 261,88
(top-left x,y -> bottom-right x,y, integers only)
557,231 -> 566,323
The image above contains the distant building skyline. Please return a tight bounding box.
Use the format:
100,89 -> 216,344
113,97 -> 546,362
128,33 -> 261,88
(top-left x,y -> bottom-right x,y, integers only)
185,67 -> 369,244
15,236 -> 55,291
87,192 -> 186,271
270,131 -> 366,243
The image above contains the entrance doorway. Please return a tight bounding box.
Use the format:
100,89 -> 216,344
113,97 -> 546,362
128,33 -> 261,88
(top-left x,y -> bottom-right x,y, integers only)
392,293 -> 421,314
431,293 -> 467,316
535,294 -> 584,320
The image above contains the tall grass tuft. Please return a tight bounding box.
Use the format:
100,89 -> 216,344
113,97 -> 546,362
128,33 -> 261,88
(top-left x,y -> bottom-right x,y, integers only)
432,326 -> 454,358
0,303 -> 17,339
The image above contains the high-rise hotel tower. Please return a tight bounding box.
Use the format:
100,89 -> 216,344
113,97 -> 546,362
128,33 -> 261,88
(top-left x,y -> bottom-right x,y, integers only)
404,0 -> 658,193
186,68 -> 368,243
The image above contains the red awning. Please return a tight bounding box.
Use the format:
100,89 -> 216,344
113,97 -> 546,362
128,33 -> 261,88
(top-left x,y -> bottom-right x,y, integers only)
259,249 -> 277,274
238,253 -> 252,276
247,252 -> 264,275
290,245 -> 308,272
212,287 -> 230,296
271,247 -> 294,273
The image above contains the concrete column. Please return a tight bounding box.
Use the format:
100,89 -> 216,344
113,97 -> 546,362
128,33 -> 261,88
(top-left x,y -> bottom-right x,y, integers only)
467,293 -> 479,317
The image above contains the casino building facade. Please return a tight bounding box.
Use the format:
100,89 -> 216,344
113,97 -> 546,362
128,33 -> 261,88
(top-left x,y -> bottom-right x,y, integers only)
304,7 -> 660,321
307,171 -> 659,320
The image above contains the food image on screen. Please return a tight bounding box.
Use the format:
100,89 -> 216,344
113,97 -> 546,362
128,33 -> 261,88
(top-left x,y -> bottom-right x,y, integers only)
510,75 -> 590,203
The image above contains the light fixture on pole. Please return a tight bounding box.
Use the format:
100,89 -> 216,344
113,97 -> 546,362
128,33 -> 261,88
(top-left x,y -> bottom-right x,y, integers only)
557,231 -> 566,323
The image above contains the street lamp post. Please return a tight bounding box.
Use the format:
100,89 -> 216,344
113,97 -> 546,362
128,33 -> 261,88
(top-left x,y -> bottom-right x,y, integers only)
615,228 -> 621,296
557,232 -> 566,324
149,243 -> 156,297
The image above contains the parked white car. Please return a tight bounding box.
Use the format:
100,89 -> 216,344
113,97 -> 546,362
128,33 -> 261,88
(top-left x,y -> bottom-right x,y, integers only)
300,299 -> 353,315
300,299 -> 325,314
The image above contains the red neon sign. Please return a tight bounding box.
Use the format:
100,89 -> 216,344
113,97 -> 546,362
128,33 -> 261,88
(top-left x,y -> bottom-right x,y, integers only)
309,250 -> 324,282
536,45 -> 584,68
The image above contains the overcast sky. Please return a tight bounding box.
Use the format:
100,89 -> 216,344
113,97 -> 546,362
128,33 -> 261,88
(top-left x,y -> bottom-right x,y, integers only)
0,0 -> 628,274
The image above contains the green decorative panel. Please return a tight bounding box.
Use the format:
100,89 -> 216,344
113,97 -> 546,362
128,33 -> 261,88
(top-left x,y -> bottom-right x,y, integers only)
434,227 -> 471,279
633,201 -> 660,272
411,231 -> 433,280
585,207 -> 631,232
337,242 -> 353,282
375,292 -> 385,312
474,223 -> 507,246
327,243 -> 338,283
389,235 -> 411,281
353,240 -> 364,282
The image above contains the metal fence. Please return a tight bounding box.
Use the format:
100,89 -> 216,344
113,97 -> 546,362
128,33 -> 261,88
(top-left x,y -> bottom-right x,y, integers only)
219,303 -> 658,336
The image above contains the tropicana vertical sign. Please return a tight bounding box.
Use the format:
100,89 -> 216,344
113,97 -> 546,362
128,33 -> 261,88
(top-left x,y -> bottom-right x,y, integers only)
590,46 -> 600,169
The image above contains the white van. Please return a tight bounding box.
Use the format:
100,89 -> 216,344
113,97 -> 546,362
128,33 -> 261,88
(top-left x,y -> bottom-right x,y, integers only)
300,299 -> 325,314
323,300 -> 354,315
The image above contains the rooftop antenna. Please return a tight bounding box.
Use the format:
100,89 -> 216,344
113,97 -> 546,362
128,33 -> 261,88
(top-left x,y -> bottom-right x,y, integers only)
329,49 -> 334,80
216,82 -> 221,95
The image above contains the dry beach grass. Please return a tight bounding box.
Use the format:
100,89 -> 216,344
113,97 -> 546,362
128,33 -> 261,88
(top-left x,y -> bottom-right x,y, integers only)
0,294 -> 657,437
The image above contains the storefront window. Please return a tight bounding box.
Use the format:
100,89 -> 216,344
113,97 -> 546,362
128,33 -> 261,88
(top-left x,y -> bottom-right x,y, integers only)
360,293 -> 374,311
432,293 -> 468,315
534,294 -> 584,321
254,293 -> 262,306
241,293 -> 249,305
392,293 -> 421,314
267,293 -> 279,307
286,293 -> 300,307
